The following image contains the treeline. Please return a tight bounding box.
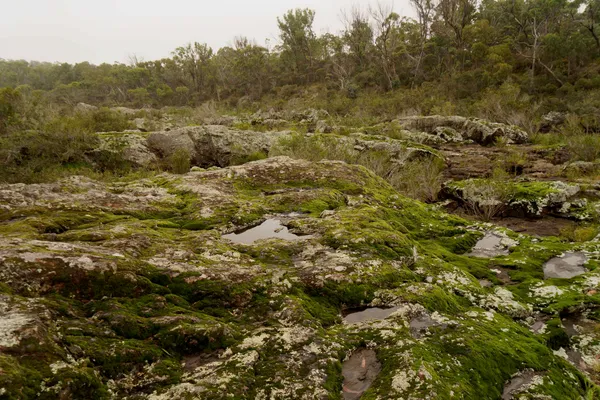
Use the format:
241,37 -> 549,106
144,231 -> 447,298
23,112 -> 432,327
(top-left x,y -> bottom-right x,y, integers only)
2,0 -> 600,109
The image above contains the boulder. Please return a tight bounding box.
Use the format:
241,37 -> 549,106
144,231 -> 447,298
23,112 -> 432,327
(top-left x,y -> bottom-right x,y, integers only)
96,126 -> 441,170
75,102 -> 98,113
443,179 -> 594,220
396,115 -> 529,145
539,111 -> 567,133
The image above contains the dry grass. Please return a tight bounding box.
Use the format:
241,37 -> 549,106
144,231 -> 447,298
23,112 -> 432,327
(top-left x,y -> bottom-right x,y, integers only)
272,134 -> 445,202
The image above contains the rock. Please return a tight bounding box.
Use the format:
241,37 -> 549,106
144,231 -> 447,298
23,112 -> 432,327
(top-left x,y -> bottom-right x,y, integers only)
563,161 -> 599,176
0,156 -> 595,398
315,120 -> 333,134
203,115 -> 240,126
396,115 -> 529,145
95,126 -> 441,170
432,126 -> 463,142
95,132 -> 159,167
75,102 -> 98,113
133,118 -> 149,132
539,111 -> 567,133
444,179 -> 589,220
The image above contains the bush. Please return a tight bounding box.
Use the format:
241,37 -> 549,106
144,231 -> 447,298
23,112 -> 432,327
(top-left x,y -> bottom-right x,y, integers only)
45,108 -> 132,134
0,87 -> 22,134
271,134 -> 445,201
566,135 -> 600,162
89,108 -> 133,132
169,148 -> 191,174
0,128 -> 99,183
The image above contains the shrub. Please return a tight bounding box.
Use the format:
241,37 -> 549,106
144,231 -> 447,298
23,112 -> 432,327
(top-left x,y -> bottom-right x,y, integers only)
89,108 -> 132,132
566,135 -> 600,162
272,134 -> 445,201
0,128 -> 99,183
386,158 -> 446,202
169,148 -> 191,174
0,87 -> 22,134
460,178 -> 512,221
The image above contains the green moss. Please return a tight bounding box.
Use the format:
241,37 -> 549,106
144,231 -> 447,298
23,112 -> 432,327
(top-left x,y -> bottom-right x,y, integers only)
0,355 -> 44,399
545,318 -> 571,350
43,366 -> 109,400
62,336 -> 164,378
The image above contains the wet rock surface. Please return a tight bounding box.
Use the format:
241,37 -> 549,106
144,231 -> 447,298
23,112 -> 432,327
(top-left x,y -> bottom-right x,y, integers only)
543,252 -> 588,279
469,231 -> 517,258
341,349 -> 381,400
343,306 -> 400,324
502,370 -> 545,399
223,216 -> 313,244
1,154 -> 600,398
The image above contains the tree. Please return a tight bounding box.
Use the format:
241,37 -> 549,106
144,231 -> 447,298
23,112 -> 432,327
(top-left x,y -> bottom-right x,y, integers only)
172,42 -> 214,97
437,0 -> 477,49
341,6 -> 374,71
371,3 -> 402,90
277,8 -> 319,83
410,0 -> 437,85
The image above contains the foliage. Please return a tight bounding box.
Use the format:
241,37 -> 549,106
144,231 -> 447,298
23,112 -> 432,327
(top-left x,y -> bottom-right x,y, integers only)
0,1 -> 599,130
169,148 -> 191,174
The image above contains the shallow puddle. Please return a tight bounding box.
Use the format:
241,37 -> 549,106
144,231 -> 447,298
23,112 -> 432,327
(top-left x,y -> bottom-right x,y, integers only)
561,314 -> 597,337
530,320 -> 546,334
502,370 -> 543,399
223,219 -> 312,245
409,313 -> 441,338
469,232 -> 510,258
341,349 -> 381,400
543,252 -> 588,279
343,306 -> 400,324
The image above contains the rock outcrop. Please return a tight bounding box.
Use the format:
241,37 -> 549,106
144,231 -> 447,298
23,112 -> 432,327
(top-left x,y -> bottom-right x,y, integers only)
443,179 -> 597,220
95,126 -> 441,170
1,157 -> 599,398
396,115 -> 529,145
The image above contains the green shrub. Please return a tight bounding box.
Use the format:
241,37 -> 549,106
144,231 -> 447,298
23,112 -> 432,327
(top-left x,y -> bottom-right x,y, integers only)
89,108 -> 133,132
44,108 -> 132,134
0,87 -> 22,134
0,128 -> 99,183
566,135 -> 600,162
169,148 -> 191,174
272,134 -> 445,201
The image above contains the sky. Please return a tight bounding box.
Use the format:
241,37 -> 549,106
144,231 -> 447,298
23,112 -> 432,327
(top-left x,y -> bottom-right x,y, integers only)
1,0 -> 413,65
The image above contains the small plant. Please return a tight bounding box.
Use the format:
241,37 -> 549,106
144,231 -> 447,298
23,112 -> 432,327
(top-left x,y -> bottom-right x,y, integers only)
169,148 -> 191,174
560,225 -> 598,242
500,150 -> 528,176
387,158 -> 446,202
460,177 -> 512,221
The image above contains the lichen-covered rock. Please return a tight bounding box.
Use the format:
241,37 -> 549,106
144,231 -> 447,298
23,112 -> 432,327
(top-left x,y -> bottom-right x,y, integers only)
396,115 -> 529,145
444,179 -> 598,220
95,126 -> 441,172
540,111 -> 567,132
0,157 -> 598,398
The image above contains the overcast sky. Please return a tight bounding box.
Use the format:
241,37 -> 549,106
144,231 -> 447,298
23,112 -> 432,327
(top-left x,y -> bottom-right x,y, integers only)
1,0 -> 414,65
